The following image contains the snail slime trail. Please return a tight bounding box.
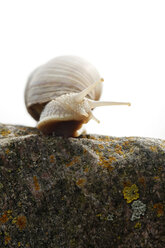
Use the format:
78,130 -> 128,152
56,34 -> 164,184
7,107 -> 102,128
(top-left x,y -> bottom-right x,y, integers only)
25,55 -> 131,137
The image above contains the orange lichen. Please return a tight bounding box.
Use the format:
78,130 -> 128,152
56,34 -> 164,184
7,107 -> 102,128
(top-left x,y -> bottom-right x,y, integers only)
138,177 -> 146,188
107,165 -> 114,171
95,149 -> 102,156
127,137 -> 135,140
33,176 -> 40,191
108,156 -> 116,163
105,136 -> 111,141
122,141 -> 130,146
98,155 -> 116,171
4,235 -> 11,245
16,215 -> 27,230
1,130 -> 11,136
5,149 -> 10,154
83,149 -> 87,154
123,184 -> 139,203
153,203 -> 164,217
66,156 -> 79,167
115,144 -> 122,150
98,144 -> 104,149
115,145 -> 124,155
97,136 -> 111,143
0,212 -> 9,224
49,155 -> 55,163
84,167 -> 89,173
117,150 -> 124,155
76,178 -> 86,187
123,180 -> 132,187
89,136 -> 97,140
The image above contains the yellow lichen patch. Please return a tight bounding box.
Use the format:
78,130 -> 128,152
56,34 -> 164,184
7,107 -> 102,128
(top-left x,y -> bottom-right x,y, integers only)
33,176 -> 40,191
12,217 -> 17,224
6,210 -> 13,221
134,222 -> 141,229
153,203 -> 164,217
7,210 -> 12,214
153,176 -> 160,181
76,178 -> 86,187
16,215 -> 27,230
4,234 -> 11,245
123,184 -> 139,203
150,146 -> 158,152
66,156 -> 79,167
1,130 -> 11,136
96,213 -> 102,217
49,154 -> 55,163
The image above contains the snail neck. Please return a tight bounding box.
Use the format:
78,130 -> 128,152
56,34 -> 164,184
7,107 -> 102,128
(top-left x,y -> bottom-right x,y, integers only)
37,118 -> 83,137
37,97 -> 89,137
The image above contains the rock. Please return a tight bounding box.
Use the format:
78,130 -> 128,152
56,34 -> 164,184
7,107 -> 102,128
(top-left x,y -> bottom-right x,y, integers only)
0,123 -> 165,248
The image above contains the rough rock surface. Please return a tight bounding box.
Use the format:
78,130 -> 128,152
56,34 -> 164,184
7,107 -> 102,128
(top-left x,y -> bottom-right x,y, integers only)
0,123 -> 165,248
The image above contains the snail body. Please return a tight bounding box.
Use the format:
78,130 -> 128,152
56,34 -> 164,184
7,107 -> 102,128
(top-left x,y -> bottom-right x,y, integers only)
25,56 -> 130,137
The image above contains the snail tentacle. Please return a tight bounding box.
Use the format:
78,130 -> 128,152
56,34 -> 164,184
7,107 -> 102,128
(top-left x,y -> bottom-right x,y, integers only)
88,99 -> 131,108
74,78 -> 104,103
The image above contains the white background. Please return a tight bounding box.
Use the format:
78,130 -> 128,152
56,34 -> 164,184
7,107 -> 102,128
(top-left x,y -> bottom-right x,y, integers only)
0,0 -> 165,139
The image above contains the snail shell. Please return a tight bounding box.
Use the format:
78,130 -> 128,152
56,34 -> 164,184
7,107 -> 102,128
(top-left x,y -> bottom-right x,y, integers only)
25,55 -> 130,137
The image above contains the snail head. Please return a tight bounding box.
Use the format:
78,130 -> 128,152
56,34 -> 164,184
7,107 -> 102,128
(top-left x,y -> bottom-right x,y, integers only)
37,79 -> 131,137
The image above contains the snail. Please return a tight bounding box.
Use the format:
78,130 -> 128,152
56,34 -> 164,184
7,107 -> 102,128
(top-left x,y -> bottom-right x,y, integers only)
25,55 -> 130,137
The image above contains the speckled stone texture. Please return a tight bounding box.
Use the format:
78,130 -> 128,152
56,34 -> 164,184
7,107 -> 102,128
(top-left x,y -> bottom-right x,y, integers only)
0,123 -> 165,248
